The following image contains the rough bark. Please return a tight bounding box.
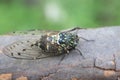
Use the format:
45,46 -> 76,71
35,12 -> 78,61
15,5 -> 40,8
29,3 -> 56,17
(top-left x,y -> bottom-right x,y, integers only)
0,26 -> 120,80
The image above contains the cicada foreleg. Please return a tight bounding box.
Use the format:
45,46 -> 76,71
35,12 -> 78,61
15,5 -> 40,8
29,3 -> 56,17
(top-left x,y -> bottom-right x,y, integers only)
79,37 -> 95,42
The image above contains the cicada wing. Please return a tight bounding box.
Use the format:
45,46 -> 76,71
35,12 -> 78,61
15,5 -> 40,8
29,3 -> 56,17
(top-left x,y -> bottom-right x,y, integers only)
8,30 -> 59,36
8,30 -> 44,36
3,39 -> 49,60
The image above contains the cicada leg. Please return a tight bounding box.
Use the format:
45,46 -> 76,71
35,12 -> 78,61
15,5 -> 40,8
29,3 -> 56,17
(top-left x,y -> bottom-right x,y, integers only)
75,48 -> 85,59
58,54 -> 66,65
63,27 -> 85,33
79,37 -> 95,42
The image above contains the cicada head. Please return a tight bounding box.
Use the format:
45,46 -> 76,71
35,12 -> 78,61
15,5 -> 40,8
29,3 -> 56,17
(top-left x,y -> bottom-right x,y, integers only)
58,32 -> 79,51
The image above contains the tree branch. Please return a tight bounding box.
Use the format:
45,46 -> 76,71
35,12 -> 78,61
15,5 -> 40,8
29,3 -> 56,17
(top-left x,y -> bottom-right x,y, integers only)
0,26 -> 120,80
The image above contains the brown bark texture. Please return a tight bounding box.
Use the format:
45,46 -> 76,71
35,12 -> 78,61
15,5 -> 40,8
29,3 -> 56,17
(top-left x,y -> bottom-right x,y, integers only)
0,27 -> 120,80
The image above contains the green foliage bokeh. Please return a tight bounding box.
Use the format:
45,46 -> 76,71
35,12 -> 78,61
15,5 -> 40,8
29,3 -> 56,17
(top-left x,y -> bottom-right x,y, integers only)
0,0 -> 120,34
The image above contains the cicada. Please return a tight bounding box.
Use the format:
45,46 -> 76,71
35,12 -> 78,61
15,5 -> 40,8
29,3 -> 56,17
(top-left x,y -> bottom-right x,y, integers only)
3,27 -> 87,60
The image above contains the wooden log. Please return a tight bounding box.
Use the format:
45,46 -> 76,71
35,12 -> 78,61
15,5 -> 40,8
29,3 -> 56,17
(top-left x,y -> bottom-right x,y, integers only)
0,27 -> 120,80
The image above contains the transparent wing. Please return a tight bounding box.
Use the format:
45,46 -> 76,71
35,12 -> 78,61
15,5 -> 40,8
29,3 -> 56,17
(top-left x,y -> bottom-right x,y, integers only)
3,39 -> 50,60
8,30 -> 59,36
9,30 -> 45,36
3,30 -> 61,60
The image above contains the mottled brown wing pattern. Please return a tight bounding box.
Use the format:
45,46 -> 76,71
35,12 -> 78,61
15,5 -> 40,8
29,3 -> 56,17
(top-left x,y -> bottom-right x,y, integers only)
3,39 -> 50,60
9,30 -> 58,36
3,30 -> 61,60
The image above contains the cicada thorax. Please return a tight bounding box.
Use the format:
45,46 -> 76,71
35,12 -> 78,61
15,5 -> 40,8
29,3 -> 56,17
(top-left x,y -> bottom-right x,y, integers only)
35,31 -> 79,56
35,31 -> 65,56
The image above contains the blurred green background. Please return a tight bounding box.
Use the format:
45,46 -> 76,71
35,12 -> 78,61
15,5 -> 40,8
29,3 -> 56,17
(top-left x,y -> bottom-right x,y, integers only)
0,0 -> 120,34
